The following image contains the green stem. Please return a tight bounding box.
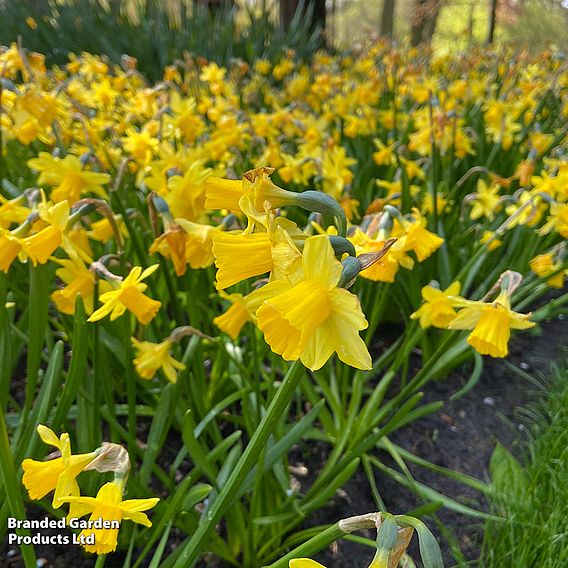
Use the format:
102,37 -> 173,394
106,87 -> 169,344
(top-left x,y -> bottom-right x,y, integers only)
177,360 -> 305,566
17,263 -> 52,448
0,413 -> 37,567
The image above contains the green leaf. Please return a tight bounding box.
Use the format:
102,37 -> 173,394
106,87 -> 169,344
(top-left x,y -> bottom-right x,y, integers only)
489,442 -> 526,493
395,516 -> 443,568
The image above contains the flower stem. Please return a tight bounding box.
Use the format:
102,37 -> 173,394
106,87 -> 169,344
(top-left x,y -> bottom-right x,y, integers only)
0,412 -> 36,568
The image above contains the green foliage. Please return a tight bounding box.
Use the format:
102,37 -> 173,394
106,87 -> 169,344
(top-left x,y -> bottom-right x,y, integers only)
0,0 -> 321,80
482,361 -> 568,567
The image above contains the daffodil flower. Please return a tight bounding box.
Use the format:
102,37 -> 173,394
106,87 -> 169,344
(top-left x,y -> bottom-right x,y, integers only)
0,229 -> 23,273
63,481 -> 159,555
131,337 -> 186,383
448,290 -> 535,358
88,264 -> 161,325
27,152 -> 110,204
256,235 -> 371,371
22,425 -> 97,508
410,281 -> 463,329
51,257 -> 111,314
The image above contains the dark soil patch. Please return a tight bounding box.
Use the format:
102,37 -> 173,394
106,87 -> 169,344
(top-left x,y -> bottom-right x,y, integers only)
310,314 -> 567,568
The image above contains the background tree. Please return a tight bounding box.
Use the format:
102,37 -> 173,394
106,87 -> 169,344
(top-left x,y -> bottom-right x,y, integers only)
487,0 -> 499,44
410,0 -> 442,47
380,0 -> 396,38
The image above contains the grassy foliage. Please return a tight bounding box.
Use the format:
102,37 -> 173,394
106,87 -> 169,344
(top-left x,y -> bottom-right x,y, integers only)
482,360 -> 568,567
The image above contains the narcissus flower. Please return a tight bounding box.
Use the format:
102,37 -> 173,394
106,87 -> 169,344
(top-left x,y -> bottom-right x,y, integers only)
539,202 -> 568,238
350,229 -> 412,283
213,283 -> 290,340
256,235 -> 371,371
23,201 -> 69,265
205,167 -> 297,225
22,425 -> 97,507
149,223 -> 188,276
27,152 -> 110,204
212,217 -> 301,290
411,282 -> 462,329
0,230 -> 23,272
63,481 -> 159,555
448,289 -> 535,358
468,180 -> 501,221
131,337 -> 186,383
88,265 -> 161,325
290,561 -> 326,568
529,252 -> 566,288
52,257 -> 110,314
393,208 -> 444,262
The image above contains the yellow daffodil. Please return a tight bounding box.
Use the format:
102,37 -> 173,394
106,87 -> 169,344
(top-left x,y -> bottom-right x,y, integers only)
205,167 -> 297,226
394,208 -> 444,262
480,230 -> 502,251
0,229 -> 23,272
213,283 -> 290,340
448,290 -> 535,358
88,265 -> 161,325
22,425 -> 97,507
131,338 -> 186,383
468,180 -> 501,221
411,282 -> 462,329
52,257 -> 110,314
23,201 -> 69,265
28,152 -> 110,204
539,202 -> 568,238
354,232 -> 412,282
175,218 -> 218,269
212,216 -> 301,290
149,223 -> 188,276
63,481 -> 159,555
529,253 -> 566,288
256,235 -> 371,371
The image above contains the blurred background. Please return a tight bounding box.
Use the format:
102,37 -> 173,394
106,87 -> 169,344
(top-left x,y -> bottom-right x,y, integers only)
0,0 -> 567,78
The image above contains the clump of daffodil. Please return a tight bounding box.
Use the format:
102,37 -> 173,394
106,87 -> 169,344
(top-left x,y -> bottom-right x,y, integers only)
24,426 -> 159,556
88,263 -> 161,325
448,271 -> 535,358
22,425 -> 97,507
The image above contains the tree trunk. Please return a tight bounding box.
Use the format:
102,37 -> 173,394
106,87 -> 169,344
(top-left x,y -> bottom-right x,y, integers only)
487,0 -> 499,44
422,0 -> 442,47
410,0 -> 442,47
410,0 -> 427,47
380,0 -> 396,38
